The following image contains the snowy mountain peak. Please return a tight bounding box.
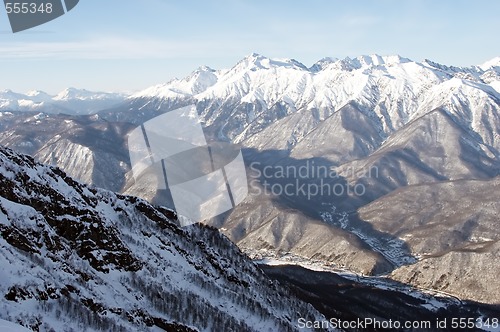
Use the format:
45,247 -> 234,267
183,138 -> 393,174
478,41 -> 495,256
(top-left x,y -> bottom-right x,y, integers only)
238,53 -> 308,71
309,57 -> 338,72
242,52 -> 267,63
0,90 -> 26,99
129,82 -> 173,99
130,54 -> 312,101
25,89 -> 51,97
53,87 -> 97,101
480,56 -> 500,70
423,58 -> 462,72
52,88 -> 125,102
130,69 -> 220,100
182,66 -> 220,93
421,59 -> 487,78
344,54 -> 411,69
25,90 -> 52,102
309,54 -> 413,73
194,65 -> 216,73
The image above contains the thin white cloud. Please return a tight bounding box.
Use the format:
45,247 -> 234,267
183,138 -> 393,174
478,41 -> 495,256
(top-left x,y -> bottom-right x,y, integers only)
338,15 -> 381,27
0,36 -> 233,60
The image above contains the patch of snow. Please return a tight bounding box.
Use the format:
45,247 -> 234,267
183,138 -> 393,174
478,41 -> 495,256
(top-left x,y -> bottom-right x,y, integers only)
0,319 -> 32,332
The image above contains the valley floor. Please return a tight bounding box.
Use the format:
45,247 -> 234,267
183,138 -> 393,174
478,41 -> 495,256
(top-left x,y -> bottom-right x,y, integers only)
256,257 -> 500,332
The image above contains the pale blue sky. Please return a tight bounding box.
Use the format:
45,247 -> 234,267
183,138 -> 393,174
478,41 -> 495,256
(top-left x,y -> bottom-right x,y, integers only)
1,0 -> 499,94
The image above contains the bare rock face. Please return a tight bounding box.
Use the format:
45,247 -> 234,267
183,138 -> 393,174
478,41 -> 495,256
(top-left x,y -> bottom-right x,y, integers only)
358,177 -> 500,304
219,191 -> 392,275
390,242 -> 500,304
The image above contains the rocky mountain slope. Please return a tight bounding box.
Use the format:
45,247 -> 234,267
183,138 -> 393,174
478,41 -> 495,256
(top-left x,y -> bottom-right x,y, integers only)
0,146 -> 328,331
0,112 -> 132,192
356,177 -> 500,304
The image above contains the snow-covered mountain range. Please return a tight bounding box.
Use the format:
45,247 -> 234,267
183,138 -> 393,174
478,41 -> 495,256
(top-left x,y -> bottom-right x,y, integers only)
124,53 -> 500,143
0,88 -> 126,115
1,53 -> 500,306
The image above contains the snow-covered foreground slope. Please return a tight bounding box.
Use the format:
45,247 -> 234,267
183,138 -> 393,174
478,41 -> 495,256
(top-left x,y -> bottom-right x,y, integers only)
0,146 -> 330,332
